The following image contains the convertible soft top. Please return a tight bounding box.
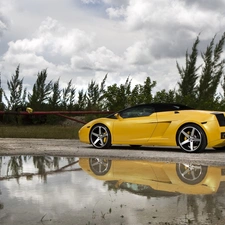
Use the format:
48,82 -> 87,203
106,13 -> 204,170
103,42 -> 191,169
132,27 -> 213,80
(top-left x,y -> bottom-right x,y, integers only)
107,103 -> 193,118
149,103 -> 193,112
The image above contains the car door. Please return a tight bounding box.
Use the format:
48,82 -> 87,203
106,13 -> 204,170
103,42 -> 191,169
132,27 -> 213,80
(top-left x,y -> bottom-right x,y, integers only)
112,105 -> 157,144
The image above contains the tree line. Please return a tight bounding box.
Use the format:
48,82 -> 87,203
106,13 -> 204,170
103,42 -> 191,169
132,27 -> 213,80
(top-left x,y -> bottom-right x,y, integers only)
1,32 -> 225,115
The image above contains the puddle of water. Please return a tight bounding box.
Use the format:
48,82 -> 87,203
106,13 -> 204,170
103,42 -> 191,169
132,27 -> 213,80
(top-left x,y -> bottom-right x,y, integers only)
0,156 -> 225,225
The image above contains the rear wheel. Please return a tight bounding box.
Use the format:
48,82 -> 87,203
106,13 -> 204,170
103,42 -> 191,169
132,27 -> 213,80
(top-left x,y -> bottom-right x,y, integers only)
177,124 -> 207,153
90,124 -> 111,149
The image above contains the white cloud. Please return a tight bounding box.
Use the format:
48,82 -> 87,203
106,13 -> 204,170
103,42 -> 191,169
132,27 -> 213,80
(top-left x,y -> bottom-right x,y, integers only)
82,0 -> 129,5
87,46 -> 124,71
120,0 -> 223,34
71,46 -> 124,72
6,39 -> 44,54
0,23 -> 6,43
3,52 -> 50,68
2,17 -> 95,73
0,0 -> 12,37
35,17 -> 95,57
81,0 -> 100,3
1,0 -> 225,99
37,17 -> 65,37
124,41 -> 153,65
106,6 -> 126,19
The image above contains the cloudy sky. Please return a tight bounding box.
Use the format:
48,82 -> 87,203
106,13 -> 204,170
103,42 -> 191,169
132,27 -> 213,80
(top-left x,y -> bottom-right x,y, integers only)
0,0 -> 225,96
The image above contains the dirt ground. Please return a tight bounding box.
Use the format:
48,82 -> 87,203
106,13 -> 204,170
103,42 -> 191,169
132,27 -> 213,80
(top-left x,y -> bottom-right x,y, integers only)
1,138 -> 225,166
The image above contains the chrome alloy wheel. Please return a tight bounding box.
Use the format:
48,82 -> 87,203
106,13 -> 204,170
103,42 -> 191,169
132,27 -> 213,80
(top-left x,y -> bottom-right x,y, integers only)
176,163 -> 207,184
90,124 -> 111,149
177,124 -> 206,153
89,158 -> 111,175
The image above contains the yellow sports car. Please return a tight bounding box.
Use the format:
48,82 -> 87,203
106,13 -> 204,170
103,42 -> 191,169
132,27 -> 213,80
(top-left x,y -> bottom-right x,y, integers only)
78,103 -> 225,153
79,157 -> 225,195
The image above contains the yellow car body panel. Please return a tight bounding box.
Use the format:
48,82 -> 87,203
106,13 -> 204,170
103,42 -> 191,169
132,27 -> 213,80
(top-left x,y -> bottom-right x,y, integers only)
112,114 -> 157,144
149,110 -> 225,147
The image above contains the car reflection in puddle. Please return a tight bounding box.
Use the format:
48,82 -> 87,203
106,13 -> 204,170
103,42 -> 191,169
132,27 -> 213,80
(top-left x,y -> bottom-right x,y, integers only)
0,156 -> 225,225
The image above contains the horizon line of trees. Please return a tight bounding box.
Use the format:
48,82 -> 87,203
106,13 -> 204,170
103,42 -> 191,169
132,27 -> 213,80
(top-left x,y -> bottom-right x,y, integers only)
1,32 -> 225,113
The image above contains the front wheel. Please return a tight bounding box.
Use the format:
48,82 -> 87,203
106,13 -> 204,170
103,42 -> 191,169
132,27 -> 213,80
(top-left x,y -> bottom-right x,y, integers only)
89,158 -> 112,175
90,124 -> 111,149
177,124 -> 207,153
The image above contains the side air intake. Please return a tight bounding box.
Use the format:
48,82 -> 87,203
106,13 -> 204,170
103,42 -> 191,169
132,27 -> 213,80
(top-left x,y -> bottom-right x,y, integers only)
213,113 -> 225,126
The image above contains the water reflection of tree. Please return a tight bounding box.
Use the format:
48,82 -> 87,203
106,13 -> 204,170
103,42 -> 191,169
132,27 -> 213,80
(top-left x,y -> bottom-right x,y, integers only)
0,189 -> 3,210
0,156 -> 2,175
203,195 -> 224,222
1,156 -> 78,182
32,156 -> 77,181
186,195 -> 199,222
177,193 -> 225,223
32,156 -> 59,182
7,156 -> 24,178
105,180 -> 225,223
104,181 -> 179,198
0,155 -> 2,207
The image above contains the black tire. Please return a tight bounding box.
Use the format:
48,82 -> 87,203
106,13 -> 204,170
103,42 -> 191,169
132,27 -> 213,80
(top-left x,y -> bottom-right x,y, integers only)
90,124 -> 111,149
176,163 -> 208,185
177,124 -> 207,153
89,158 -> 112,175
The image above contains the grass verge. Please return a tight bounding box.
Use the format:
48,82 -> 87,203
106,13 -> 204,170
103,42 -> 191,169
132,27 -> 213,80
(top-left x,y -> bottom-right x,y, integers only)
0,125 -> 82,139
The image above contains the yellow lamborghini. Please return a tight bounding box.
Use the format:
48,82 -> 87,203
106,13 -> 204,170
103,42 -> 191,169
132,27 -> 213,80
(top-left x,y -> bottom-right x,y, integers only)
79,157 -> 225,195
78,103 -> 225,153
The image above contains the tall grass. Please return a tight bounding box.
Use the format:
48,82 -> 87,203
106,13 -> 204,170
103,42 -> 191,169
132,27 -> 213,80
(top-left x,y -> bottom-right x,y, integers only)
0,124 -> 83,139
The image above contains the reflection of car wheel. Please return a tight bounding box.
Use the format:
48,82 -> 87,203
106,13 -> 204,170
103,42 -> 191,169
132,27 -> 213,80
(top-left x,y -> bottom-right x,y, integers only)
176,163 -> 208,185
90,124 -> 111,149
177,124 -> 207,153
89,158 -> 112,175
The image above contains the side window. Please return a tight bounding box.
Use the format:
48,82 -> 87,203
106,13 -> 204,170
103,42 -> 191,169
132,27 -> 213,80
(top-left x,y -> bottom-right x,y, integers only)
120,106 -> 155,118
142,106 -> 155,116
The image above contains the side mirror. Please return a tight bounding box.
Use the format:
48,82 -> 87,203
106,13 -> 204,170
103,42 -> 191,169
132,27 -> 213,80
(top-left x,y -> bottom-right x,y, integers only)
114,113 -> 122,119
